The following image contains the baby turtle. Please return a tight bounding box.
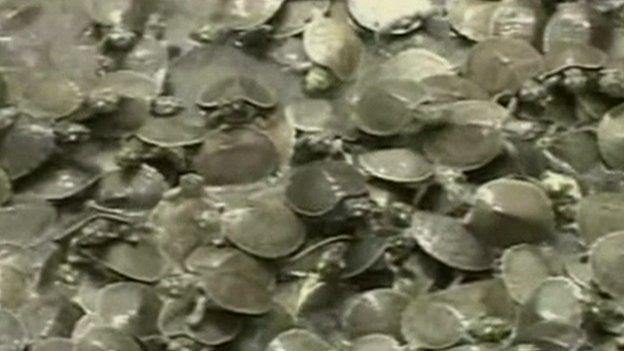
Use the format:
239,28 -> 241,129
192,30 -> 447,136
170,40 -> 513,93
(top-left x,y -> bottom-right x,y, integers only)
448,0 -> 499,42
543,1 -> 595,53
18,158 -> 101,201
464,38 -> 545,96
266,328 -> 336,351
358,148 -> 434,184
500,244 -> 555,304
591,231 -> 624,298
200,0 -> 285,32
351,334 -> 402,351
466,178 -> 555,249
597,103 -> 624,170
192,127 -> 281,186
578,193 -> 624,245
303,15 -> 363,92
346,0 -> 435,35
418,74 -> 490,105
285,160 -> 368,218
0,117 -> 55,180
342,288 -> 409,339
136,115 -> 207,148
407,211 -> 494,271
377,48 -> 455,84
0,308 -> 28,351
0,200 -> 57,248
401,299 -> 464,350
222,197 -> 306,259
271,0 -> 331,38
95,282 -> 162,338
422,100 -> 506,171
542,43 -> 607,93
350,79 -> 427,136
198,75 -> 278,110
488,0 -> 543,45
73,327 -> 142,351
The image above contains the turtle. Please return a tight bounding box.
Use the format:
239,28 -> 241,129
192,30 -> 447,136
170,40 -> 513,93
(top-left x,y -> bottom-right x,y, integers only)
0,116 -> 56,180
376,48 -> 455,84
350,334 -> 402,351
577,193 -> 624,245
464,38 -> 545,97
447,0 -> 500,42
541,43 -> 608,94
342,288 -> 409,339
17,293 -> 84,340
302,15 -> 363,93
346,0 -> 436,35
0,200 -> 57,248
590,231 -> 624,298
597,103 -> 624,170
73,327 -> 143,351
285,159 -> 369,220
358,148 -> 434,185
407,211 -> 494,271
266,328 -> 336,351
500,244 -> 556,304
271,0 -> 331,38
543,1 -> 596,53
135,114 -> 207,148
488,0 -> 543,46
0,263 -> 29,311
221,197 -> 306,259
401,299 -> 464,350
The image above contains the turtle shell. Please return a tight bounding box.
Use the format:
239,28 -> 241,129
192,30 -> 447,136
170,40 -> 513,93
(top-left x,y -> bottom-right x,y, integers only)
378,48 -> 454,83
597,103 -> 624,170
73,327 -> 142,351
18,294 -> 83,340
358,148 -> 433,184
591,231 -> 624,297
267,329 -> 336,351
351,334 -> 402,351
92,70 -> 160,101
18,158 -> 101,201
464,38 -> 545,95
199,0 -> 286,31
419,74 -> 489,105
30,338 -> 75,351
0,117 -> 55,180
543,1 -> 594,53
0,200 -> 57,248
222,197 -> 306,259
466,179 -> 555,248
136,115 -> 206,148
500,244 -> 555,304
0,308 -> 28,351
350,79 -> 426,136
198,75 -> 278,109
95,282 -> 162,338
517,277 -> 584,330
408,211 -> 494,271
401,299 -> 464,350
577,193 -> 624,245
448,0 -> 499,42
346,0 -> 434,35
272,0 -> 331,38
0,264 -> 28,310
342,289 -> 409,339
285,160 -> 367,217
192,127 -> 281,186
543,43 -> 607,76
488,0 -> 543,45
95,164 -> 168,212
303,16 -> 363,80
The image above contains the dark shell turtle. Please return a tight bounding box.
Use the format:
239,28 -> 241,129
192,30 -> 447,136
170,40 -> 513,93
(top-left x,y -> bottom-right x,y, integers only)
192,127 -> 281,186
0,200 -> 57,248
351,334 -> 402,351
407,211 -> 494,271
466,179 -> 556,248
188,247 -> 275,315
0,308 -> 28,351
73,327 -> 142,351
543,44 -> 607,76
422,100 -> 507,170
543,1 -> 595,53
18,158 -> 101,201
401,299 -> 464,350
488,0 -> 543,45
346,0 -> 435,35
303,15 -> 363,81
266,328 -> 336,351
272,0 -> 331,38
17,294 -> 83,340
0,117 -> 55,180
358,148 -> 434,184
577,193 -> 624,245
285,160 -> 368,217
597,103 -> 624,170
342,289 -> 409,339
222,197 -> 306,259
157,289 -> 242,346
198,75 -> 278,110
95,282 -> 162,338
590,231 -> 624,297
464,38 -> 545,95
500,244 -> 555,304
7,71 -> 83,120
95,164 -> 168,212
350,79 -> 427,136
136,115 -> 206,148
